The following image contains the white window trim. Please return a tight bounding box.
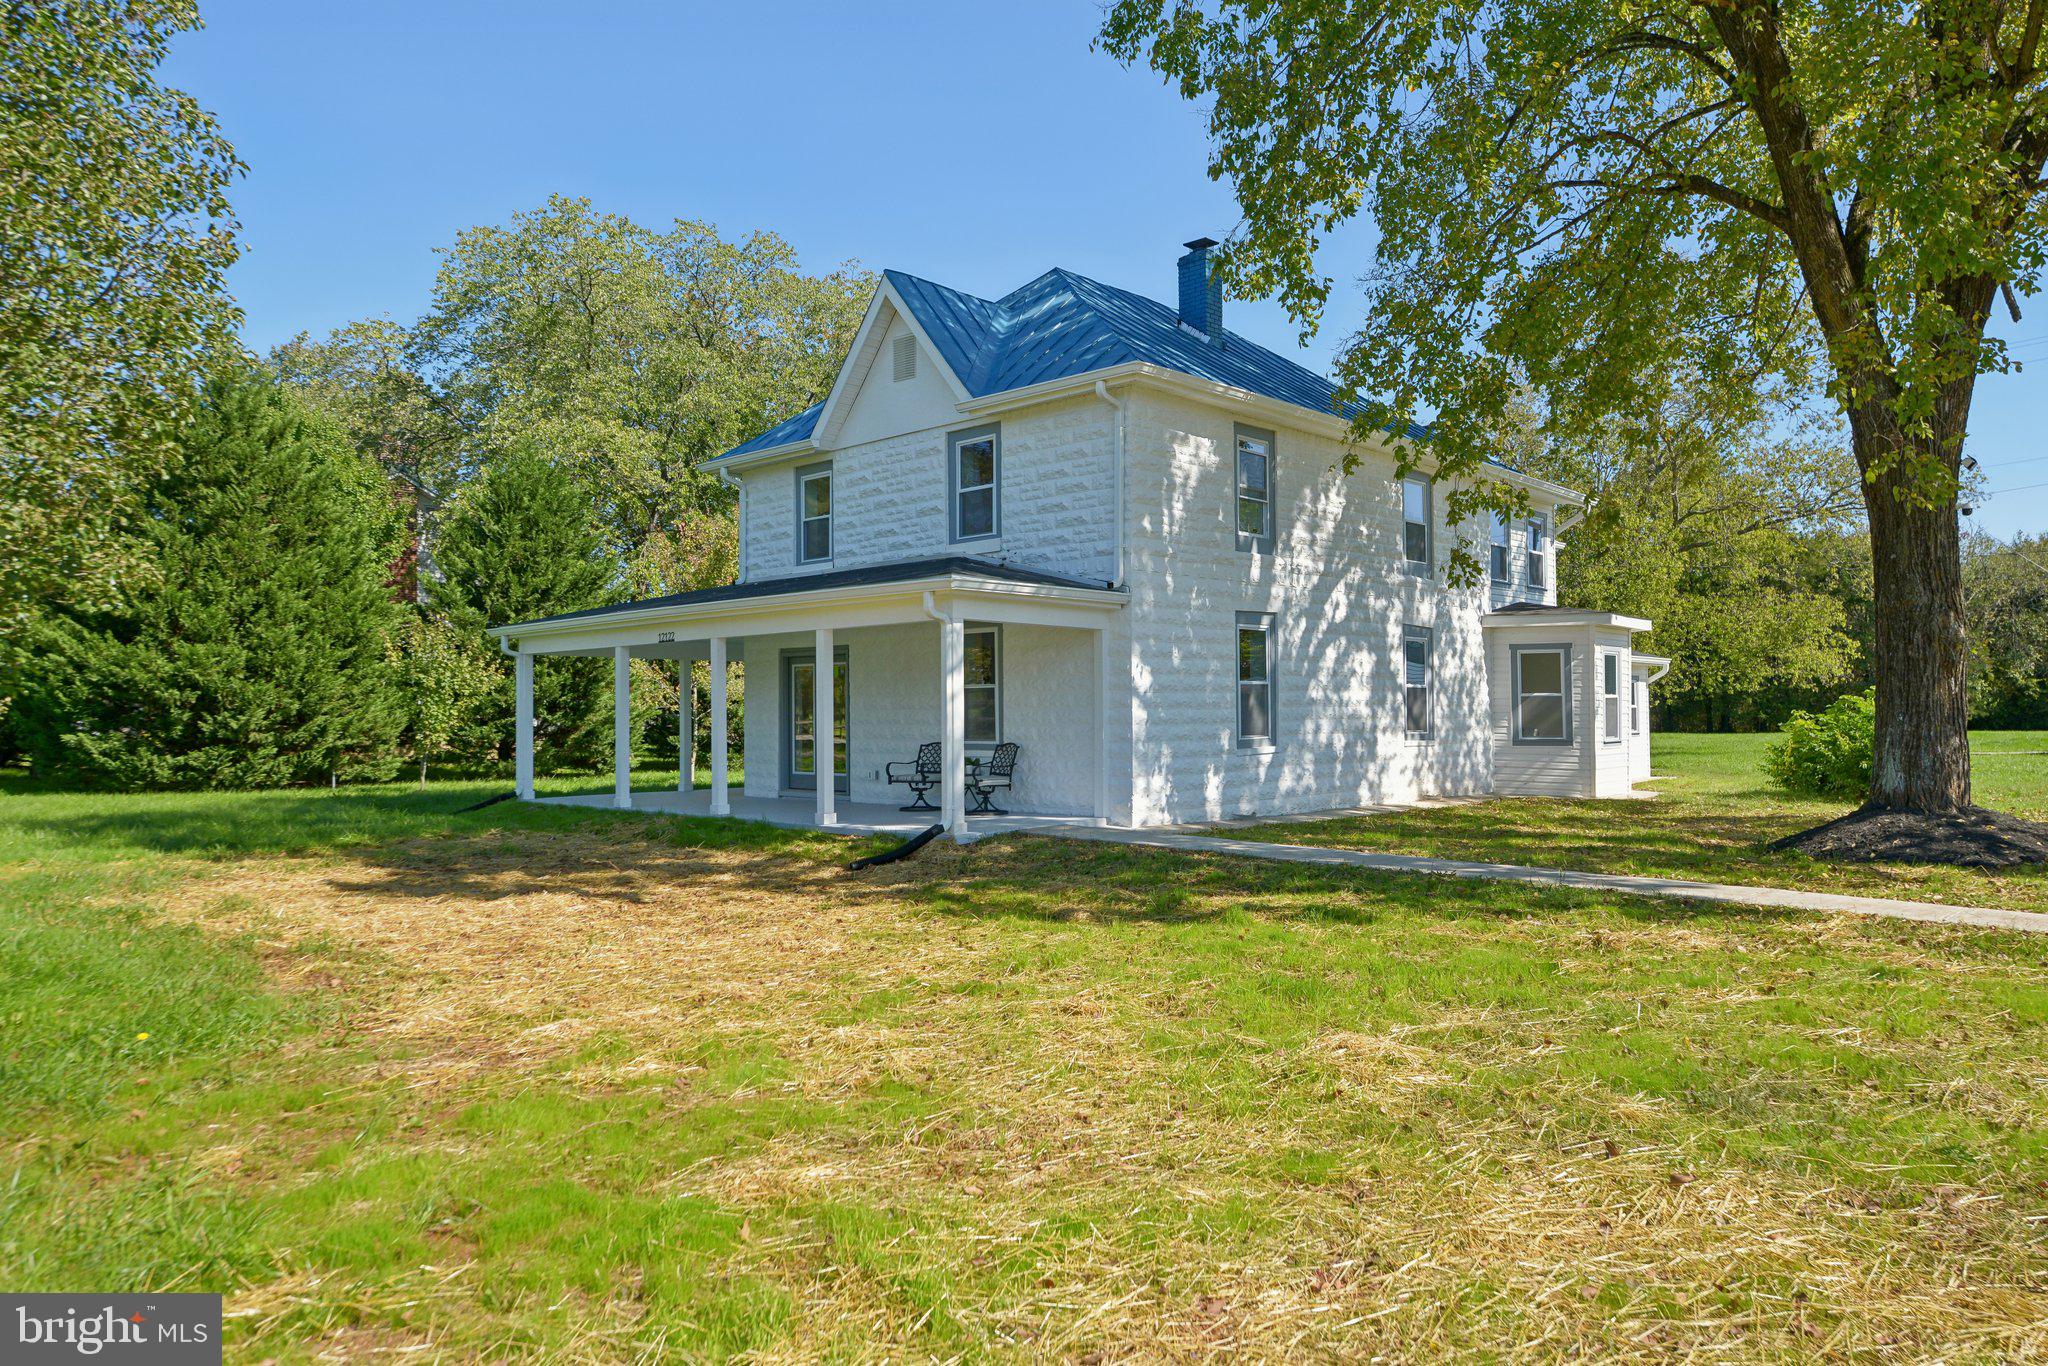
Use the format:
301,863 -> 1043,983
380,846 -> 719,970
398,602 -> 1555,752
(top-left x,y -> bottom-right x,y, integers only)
1235,424 -> 1275,553
796,461 -> 832,565
1525,515 -> 1550,598
949,424 -> 1000,543
1601,651 -> 1624,744
1511,643 -> 1573,745
1402,476 -> 1433,575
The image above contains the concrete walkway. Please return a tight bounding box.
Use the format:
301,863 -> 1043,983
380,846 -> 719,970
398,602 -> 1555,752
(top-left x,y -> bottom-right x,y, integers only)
1046,826 -> 2048,936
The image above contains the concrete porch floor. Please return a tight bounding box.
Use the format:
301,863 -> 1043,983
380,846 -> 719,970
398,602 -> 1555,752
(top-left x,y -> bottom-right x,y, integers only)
534,788 -> 1096,840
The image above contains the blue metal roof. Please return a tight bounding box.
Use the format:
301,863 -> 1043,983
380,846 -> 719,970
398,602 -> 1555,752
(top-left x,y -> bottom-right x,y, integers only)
711,262 -> 1433,462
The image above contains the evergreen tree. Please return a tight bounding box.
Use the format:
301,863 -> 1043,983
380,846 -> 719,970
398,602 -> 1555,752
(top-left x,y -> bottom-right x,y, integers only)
428,448 -> 615,766
16,370 -> 407,789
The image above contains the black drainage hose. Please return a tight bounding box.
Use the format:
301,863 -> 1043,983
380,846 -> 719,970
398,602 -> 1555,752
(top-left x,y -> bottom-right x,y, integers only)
452,791 -> 519,814
847,823 -> 945,871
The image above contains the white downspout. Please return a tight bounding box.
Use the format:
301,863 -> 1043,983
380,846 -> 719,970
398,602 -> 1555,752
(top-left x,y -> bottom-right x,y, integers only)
1093,380 -> 1126,587
718,467 -> 746,581
1645,659 -> 1672,684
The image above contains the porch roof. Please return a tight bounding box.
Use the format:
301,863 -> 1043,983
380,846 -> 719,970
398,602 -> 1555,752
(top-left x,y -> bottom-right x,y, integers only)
1481,603 -> 1654,633
491,555 -> 1127,656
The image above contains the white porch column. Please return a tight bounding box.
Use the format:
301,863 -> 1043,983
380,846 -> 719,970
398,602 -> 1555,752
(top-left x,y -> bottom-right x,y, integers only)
612,645 -> 632,810
939,615 -> 966,839
514,651 -> 535,800
814,627 -> 837,826
678,659 -> 694,793
709,637 -> 731,815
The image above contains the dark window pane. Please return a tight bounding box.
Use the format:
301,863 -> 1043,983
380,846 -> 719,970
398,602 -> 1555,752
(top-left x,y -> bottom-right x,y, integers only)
1604,654 -> 1618,693
1522,694 -> 1564,739
1404,521 -> 1429,563
1239,682 -> 1270,740
792,735 -> 814,774
1238,495 -> 1267,537
957,438 -> 995,489
802,518 -> 830,561
1491,545 -> 1508,582
1404,638 -> 1428,685
1238,448 -> 1267,495
965,633 -> 995,686
1406,684 -> 1430,734
1519,651 -> 1562,695
803,474 -> 830,518
1237,627 -> 1267,683
792,664 -> 814,725
958,487 -> 994,537
965,688 -> 996,742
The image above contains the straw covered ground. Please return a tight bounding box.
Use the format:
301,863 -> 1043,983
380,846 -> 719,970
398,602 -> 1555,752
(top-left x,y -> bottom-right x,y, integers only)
3,775 -> 2047,1360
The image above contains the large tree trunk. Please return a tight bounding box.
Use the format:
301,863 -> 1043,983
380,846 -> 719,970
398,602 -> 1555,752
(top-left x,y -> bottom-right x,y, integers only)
1852,408 -> 1971,812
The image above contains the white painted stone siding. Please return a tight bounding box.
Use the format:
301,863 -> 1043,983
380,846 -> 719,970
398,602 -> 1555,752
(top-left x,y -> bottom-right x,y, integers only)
1118,389 -> 1498,825
737,395 -> 1117,588
739,622 -> 1099,816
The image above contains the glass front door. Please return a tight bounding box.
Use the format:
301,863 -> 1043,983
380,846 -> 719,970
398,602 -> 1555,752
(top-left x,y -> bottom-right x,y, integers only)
785,653 -> 848,792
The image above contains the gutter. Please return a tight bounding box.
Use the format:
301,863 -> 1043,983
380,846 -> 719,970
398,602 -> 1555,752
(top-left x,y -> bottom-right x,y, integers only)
1093,380 -> 1127,587
492,573 -> 1126,642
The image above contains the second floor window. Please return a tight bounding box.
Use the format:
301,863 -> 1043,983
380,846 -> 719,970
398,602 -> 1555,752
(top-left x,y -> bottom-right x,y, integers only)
1490,513 -> 1510,584
951,424 -> 999,541
1235,426 -> 1274,551
1402,477 -> 1432,573
797,463 -> 832,563
1526,516 -> 1550,593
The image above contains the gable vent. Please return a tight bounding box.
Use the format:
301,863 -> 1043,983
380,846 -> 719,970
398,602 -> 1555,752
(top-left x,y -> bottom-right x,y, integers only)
892,334 -> 917,382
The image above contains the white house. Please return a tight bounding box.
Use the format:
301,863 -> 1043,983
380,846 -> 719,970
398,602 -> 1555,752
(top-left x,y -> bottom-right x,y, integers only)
490,240 -> 1668,837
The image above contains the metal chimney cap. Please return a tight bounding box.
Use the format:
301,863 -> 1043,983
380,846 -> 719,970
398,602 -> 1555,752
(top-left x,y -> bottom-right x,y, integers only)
1182,237 -> 1220,252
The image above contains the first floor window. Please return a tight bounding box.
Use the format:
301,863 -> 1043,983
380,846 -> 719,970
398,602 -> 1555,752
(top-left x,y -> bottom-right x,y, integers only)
1602,653 -> 1622,741
1236,426 -> 1274,549
964,626 -> 1000,744
1526,516 -> 1550,595
1403,626 -> 1433,740
1514,646 -> 1570,742
1236,612 -> 1275,748
1632,678 -> 1646,735
951,425 -> 999,540
1402,477 -> 1433,572
1489,513 -> 1510,584
797,463 -> 831,563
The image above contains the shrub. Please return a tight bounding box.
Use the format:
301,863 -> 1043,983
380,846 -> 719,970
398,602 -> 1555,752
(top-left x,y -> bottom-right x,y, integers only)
1764,689 -> 1875,800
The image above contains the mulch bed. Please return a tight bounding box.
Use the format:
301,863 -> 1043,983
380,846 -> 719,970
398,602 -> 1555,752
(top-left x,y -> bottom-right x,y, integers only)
1771,805 -> 2048,869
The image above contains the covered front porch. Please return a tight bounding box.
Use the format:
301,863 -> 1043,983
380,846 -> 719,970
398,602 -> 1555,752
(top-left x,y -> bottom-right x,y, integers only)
490,557 -> 1128,841
532,787 -> 1091,840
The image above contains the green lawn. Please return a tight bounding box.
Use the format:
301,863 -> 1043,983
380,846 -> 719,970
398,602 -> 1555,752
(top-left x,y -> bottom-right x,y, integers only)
3,758 -> 2046,1358
1234,731 -> 2048,916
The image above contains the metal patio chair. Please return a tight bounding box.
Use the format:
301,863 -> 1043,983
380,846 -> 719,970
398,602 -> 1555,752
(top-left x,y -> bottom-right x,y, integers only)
886,740 -> 943,811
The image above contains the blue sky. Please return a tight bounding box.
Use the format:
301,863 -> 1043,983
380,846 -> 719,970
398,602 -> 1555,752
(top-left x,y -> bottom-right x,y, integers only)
166,0 -> 2044,537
